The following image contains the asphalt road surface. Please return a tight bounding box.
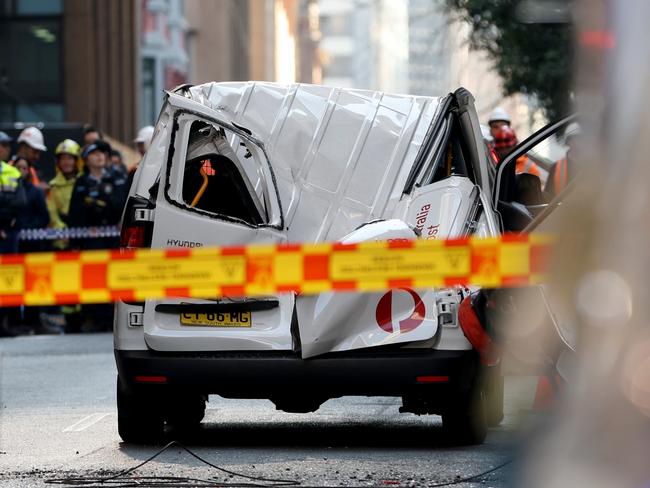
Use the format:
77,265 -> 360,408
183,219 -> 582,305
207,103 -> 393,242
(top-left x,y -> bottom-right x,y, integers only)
0,333 -> 538,487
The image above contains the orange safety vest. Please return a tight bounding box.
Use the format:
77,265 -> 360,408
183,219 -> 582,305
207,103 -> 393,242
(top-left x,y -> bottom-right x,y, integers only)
515,155 -> 541,178
553,158 -> 569,193
8,158 -> 41,186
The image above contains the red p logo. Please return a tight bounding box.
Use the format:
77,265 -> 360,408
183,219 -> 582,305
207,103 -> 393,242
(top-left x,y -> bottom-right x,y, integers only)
375,288 -> 425,334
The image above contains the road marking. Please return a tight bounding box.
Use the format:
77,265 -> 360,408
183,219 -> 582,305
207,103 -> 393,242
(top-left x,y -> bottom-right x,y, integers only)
63,413 -> 111,432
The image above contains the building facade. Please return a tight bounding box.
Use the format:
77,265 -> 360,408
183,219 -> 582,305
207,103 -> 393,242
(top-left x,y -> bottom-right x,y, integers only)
318,0 -> 408,93
140,0 -> 190,127
0,0 -> 139,143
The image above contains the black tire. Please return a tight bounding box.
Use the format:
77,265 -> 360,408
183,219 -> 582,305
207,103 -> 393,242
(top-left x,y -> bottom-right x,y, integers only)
165,394 -> 206,430
117,378 -> 165,444
485,372 -> 504,427
441,386 -> 487,445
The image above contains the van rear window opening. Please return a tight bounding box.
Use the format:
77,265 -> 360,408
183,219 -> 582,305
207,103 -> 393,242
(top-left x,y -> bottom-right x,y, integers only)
179,120 -> 266,225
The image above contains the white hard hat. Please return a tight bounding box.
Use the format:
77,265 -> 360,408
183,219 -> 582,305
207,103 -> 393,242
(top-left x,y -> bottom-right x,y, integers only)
488,107 -> 511,124
17,126 -> 46,151
134,125 -> 155,144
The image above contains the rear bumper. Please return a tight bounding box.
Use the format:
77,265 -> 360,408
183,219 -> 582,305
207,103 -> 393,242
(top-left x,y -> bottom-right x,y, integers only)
115,348 -> 479,400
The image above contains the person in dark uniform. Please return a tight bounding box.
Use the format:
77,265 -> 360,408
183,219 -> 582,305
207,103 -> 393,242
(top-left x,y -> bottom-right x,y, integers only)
68,142 -> 128,330
68,142 -> 128,250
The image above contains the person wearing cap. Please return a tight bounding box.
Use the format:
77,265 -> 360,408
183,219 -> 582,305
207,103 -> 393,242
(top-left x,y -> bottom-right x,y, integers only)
11,126 -> 46,187
487,107 -> 512,139
493,125 -> 544,180
97,139 -> 126,177
68,142 -> 128,330
129,125 -> 155,187
546,122 -> 581,197
0,131 -> 13,163
134,125 -> 154,157
68,142 -> 128,250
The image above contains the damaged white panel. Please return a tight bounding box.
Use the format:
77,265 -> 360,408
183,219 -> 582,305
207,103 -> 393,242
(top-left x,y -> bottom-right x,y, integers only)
179,82 -> 442,244
297,220 -> 438,358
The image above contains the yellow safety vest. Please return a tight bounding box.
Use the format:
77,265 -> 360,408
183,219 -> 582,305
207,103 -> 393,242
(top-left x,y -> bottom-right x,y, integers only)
0,161 -> 20,192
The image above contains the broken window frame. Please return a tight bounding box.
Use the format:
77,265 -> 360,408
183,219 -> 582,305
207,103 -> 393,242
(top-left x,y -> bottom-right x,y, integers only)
164,110 -> 284,230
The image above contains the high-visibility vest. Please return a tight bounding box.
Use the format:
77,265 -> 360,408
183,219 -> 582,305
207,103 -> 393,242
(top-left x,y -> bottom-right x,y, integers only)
553,158 -> 569,193
0,161 -> 20,192
515,155 -> 542,178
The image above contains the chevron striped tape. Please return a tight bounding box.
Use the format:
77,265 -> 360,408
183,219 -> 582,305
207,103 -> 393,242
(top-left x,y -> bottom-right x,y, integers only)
0,234 -> 553,307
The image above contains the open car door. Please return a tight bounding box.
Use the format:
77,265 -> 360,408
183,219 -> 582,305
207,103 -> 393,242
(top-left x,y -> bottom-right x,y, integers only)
488,115 -> 579,371
492,115 -> 577,232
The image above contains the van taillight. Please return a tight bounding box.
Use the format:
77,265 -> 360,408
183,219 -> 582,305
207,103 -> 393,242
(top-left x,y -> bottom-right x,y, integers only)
120,225 -> 147,248
120,196 -> 154,249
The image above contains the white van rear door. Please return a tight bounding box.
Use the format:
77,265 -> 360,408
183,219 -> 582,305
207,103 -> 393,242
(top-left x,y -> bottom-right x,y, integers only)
296,177 -> 480,358
144,109 -> 292,352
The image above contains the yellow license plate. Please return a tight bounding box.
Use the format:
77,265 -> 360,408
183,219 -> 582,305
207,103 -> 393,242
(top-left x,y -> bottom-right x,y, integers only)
180,311 -> 252,327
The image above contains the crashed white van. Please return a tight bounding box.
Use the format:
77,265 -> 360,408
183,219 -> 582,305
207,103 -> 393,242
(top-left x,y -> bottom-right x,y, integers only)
115,82 -> 541,445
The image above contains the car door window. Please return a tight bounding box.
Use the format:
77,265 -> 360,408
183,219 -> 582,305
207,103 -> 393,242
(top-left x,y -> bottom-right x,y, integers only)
493,116 -> 576,232
165,114 -> 283,229
181,121 -> 265,225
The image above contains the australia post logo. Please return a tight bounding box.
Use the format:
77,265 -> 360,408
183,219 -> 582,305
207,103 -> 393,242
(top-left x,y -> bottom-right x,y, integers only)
414,203 -> 439,239
375,288 -> 426,334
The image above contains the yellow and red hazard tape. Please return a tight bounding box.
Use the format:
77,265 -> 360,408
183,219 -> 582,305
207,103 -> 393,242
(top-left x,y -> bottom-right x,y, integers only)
0,234 -> 553,307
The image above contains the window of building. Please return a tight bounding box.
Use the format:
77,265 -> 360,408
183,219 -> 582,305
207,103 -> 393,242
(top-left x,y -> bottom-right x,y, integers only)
323,55 -> 354,79
319,14 -> 354,38
141,57 -> 157,126
0,0 -> 63,122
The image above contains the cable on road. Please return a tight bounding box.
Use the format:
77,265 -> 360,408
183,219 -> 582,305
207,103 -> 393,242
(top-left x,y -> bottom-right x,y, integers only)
44,439 -> 513,488
45,440 -> 300,487
425,459 -> 513,487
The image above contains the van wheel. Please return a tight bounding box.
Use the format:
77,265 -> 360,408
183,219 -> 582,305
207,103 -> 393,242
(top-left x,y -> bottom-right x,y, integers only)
117,379 -> 164,444
166,394 -> 206,430
484,371 -> 504,427
441,386 -> 487,445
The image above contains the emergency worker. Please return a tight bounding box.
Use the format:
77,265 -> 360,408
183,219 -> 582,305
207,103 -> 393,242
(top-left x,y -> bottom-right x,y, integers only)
48,139 -> 83,245
134,125 -> 154,157
68,142 -> 128,250
488,107 -> 512,139
12,157 -> 55,333
11,127 -> 46,187
0,158 -> 26,253
68,142 -> 128,330
48,139 -> 84,333
129,125 -> 154,185
493,125 -> 544,179
0,158 -> 26,336
546,122 -> 580,197
0,131 -> 13,162
14,157 -> 49,247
